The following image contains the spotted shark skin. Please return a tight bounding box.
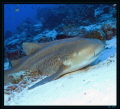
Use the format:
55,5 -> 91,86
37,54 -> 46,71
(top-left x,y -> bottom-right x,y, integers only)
4,37 -> 105,89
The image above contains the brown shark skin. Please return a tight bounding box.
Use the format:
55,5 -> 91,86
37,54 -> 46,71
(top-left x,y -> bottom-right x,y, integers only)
4,37 -> 79,84
4,37 -> 78,74
4,37 -> 105,85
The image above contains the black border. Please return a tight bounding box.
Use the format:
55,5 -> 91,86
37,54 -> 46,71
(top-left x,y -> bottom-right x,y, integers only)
1,1 -> 119,108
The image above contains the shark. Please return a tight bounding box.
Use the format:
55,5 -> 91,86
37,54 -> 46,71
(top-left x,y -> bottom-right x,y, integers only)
4,37 -> 105,90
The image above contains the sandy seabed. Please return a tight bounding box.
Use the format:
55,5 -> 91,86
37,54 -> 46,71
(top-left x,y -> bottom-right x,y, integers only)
4,37 -> 116,106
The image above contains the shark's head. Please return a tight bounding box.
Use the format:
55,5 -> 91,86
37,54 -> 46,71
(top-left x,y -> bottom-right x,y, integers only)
63,38 -> 105,73
83,38 -> 105,62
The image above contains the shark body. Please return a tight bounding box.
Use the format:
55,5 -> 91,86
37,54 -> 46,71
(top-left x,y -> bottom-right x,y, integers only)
4,37 -> 105,89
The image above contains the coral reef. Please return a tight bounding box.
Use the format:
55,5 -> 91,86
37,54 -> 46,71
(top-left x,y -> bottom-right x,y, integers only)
4,30 -> 13,39
4,4 -> 117,61
86,29 -> 106,43
103,6 -> 110,14
37,36 -> 53,43
101,20 -> 116,40
5,50 -> 26,60
63,25 -> 80,36
16,19 -> 42,37
62,25 -> 90,38
56,34 -> 72,40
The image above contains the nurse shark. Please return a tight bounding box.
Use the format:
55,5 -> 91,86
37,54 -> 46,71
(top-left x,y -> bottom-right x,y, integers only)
4,37 -> 105,90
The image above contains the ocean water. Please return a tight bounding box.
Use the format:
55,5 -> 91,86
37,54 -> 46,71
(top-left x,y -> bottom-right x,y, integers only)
4,4 -> 57,36
4,4 -> 116,61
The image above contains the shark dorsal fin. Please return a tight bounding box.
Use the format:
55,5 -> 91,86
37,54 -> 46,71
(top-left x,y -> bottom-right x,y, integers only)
22,42 -> 45,55
22,37 -> 79,55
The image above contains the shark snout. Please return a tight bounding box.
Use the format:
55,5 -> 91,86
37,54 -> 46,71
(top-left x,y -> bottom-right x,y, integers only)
95,40 -> 105,55
90,39 -> 105,60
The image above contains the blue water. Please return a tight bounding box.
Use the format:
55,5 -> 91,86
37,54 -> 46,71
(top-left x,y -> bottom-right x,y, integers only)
4,4 -> 56,35
4,4 -> 116,65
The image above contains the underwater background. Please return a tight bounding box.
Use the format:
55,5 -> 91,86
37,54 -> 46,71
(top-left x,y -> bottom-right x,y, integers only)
4,4 -> 117,62
4,4 -> 56,37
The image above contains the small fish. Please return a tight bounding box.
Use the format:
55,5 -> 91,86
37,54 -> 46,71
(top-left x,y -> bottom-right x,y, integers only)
112,4 -> 117,8
14,9 -> 19,12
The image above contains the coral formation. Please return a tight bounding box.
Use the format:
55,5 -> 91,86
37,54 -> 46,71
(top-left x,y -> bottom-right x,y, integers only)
37,36 -> 53,43
4,4 -> 117,61
56,34 -> 72,40
103,7 -> 110,14
6,50 -> 26,60
4,30 -> 13,39
86,29 -> 106,43
101,20 -> 116,40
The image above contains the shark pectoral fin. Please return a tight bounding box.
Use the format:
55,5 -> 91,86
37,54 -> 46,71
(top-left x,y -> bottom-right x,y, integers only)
28,65 -> 65,90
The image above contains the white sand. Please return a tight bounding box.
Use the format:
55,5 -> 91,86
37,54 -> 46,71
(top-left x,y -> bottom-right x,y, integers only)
4,36 -> 116,106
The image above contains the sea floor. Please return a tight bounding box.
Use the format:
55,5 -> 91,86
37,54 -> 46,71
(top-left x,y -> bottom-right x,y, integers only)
4,36 -> 116,106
